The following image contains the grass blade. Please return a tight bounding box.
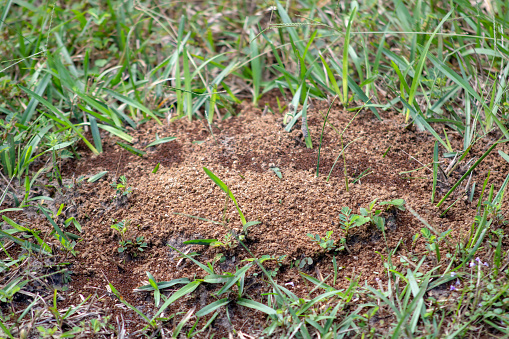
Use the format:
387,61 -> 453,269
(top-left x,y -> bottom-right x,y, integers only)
103,89 -> 162,125
250,29 -> 261,106
152,280 -> 201,320
237,298 -> 278,315
437,139 -> 505,207
88,171 -> 108,183
401,97 -> 451,152
116,142 -> 146,157
316,96 -> 336,177
108,284 -> 152,324
215,263 -> 252,296
146,137 -> 177,148
89,117 -> 103,153
431,141 -> 438,203
301,90 -> 312,148
39,204 -> 70,243
183,47 -> 193,120
196,298 -> 229,318
405,10 -> 453,122
342,5 -> 357,104
203,167 -> 247,225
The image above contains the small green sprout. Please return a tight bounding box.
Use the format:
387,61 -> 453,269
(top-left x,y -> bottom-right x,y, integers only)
111,220 -> 145,254
417,228 -> 451,262
111,175 -> 132,198
339,206 -> 370,237
307,231 -> 335,251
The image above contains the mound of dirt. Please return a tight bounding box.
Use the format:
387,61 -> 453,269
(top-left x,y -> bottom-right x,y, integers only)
54,98 -> 509,333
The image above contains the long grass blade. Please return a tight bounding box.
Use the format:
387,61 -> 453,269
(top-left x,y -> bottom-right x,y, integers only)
405,10 -> 453,122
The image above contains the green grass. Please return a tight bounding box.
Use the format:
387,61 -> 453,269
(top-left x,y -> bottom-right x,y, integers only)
1,0 -> 509,337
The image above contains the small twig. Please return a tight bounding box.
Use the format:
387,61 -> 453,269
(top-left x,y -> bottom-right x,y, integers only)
0,171 -> 16,196
400,255 -> 418,269
114,153 -> 123,179
400,149 -> 435,174
444,152 -> 458,175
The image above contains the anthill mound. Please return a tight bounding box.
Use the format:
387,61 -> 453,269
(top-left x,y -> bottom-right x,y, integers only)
39,98 -> 509,333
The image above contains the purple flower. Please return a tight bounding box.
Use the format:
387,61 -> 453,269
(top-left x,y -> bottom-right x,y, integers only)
450,285 -> 457,291
475,257 -> 481,263
451,272 -> 456,277
483,262 -> 489,267
470,261 -> 476,268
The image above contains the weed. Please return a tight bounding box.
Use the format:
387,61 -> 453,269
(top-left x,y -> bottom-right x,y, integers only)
336,199 -> 406,253
110,220 -> 129,249
418,227 -> 452,263
64,217 -> 82,233
110,175 -> 132,199
185,221 -> 261,253
211,231 -> 238,250
380,198 -> 406,211
82,316 -> 111,334
110,220 -> 145,255
294,256 -> 313,270
339,206 -> 370,236
134,236 -> 148,253
307,230 -> 335,251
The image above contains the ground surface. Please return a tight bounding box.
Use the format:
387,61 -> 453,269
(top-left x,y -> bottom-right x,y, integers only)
7,96 -> 509,335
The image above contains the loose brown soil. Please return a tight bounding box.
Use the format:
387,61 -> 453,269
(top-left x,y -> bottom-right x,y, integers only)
8,95 -> 509,336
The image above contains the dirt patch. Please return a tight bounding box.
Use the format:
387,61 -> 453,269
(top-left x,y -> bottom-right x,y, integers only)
31,96 -> 509,334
